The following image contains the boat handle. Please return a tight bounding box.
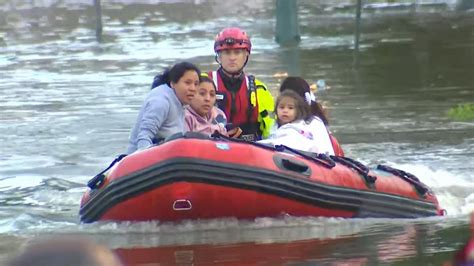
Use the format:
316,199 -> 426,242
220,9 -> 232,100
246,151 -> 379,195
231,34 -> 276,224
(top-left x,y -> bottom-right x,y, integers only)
281,158 -> 309,173
173,199 -> 192,211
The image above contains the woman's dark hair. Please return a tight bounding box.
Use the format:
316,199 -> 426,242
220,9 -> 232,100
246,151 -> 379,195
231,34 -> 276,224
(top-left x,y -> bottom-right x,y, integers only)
275,90 -> 312,127
199,75 -> 217,91
279,76 -> 329,125
151,61 -> 201,89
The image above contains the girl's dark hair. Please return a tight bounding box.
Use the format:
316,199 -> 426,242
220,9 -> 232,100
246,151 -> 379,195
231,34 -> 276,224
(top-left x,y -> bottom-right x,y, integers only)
151,61 -> 201,89
279,76 -> 329,125
199,75 -> 217,91
275,90 -> 312,126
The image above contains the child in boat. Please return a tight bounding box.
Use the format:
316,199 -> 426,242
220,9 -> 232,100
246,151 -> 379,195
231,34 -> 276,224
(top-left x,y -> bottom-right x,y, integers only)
279,77 -> 343,156
184,75 -> 228,136
259,90 -> 333,154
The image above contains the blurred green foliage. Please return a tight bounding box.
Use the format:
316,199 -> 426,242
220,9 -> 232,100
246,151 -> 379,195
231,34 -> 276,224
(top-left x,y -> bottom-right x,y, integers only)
447,103 -> 474,121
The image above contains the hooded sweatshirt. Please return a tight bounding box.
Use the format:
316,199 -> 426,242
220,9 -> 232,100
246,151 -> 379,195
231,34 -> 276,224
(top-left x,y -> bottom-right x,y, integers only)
127,84 -> 185,154
184,105 -> 227,136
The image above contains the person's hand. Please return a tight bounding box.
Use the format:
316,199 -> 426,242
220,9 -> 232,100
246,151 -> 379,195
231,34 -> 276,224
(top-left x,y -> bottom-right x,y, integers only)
227,127 -> 242,138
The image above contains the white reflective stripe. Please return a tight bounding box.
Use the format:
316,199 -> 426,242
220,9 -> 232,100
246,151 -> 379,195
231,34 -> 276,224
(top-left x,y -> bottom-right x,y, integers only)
245,76 -> 249,90
212,71 -> 218,91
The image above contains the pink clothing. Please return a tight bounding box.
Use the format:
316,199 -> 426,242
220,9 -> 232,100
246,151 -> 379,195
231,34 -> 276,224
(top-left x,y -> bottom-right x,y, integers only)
184,105 -> 227,136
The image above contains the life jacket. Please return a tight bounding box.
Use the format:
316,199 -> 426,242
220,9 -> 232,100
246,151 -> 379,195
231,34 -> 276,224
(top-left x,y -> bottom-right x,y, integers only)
209,71 -> 275,141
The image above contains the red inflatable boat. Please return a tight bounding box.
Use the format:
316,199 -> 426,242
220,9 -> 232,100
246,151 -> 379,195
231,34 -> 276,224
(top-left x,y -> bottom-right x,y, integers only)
79,133 -> 444,223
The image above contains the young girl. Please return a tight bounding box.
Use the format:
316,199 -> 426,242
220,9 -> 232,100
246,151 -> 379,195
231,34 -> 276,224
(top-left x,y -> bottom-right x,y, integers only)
259,90 -> 333,154
279,76 -> 343,156
184,76 -> 227,136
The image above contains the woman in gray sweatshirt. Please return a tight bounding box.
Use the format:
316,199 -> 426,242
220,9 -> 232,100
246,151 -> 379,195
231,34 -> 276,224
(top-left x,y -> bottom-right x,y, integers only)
127,62 -> 201,154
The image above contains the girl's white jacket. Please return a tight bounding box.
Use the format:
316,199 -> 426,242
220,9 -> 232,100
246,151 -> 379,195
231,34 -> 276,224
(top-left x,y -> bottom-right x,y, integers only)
258,117 -> 335,155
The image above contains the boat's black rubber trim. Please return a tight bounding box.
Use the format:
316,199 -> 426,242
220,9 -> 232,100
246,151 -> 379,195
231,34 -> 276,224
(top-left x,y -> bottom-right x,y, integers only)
79,158 -> 439,223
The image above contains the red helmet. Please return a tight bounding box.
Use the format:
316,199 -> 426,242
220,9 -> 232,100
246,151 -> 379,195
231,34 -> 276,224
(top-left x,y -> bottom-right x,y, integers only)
214,27 -> 252,53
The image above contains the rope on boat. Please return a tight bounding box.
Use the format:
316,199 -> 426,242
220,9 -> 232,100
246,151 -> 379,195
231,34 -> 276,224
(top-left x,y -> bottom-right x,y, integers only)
376,164 -> 429,196
331,156 -> 377,185
211,131 -> 336,169
87,154 -> 127,190
275,145 -> 336,169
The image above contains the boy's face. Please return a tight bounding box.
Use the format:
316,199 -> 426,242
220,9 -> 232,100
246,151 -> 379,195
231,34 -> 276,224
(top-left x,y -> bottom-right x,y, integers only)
277,96 -> 297,125
218,48 -> 248,74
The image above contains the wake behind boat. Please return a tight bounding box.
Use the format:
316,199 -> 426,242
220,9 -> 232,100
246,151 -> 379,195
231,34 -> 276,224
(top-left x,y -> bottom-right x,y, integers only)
79,133 -> 444,223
